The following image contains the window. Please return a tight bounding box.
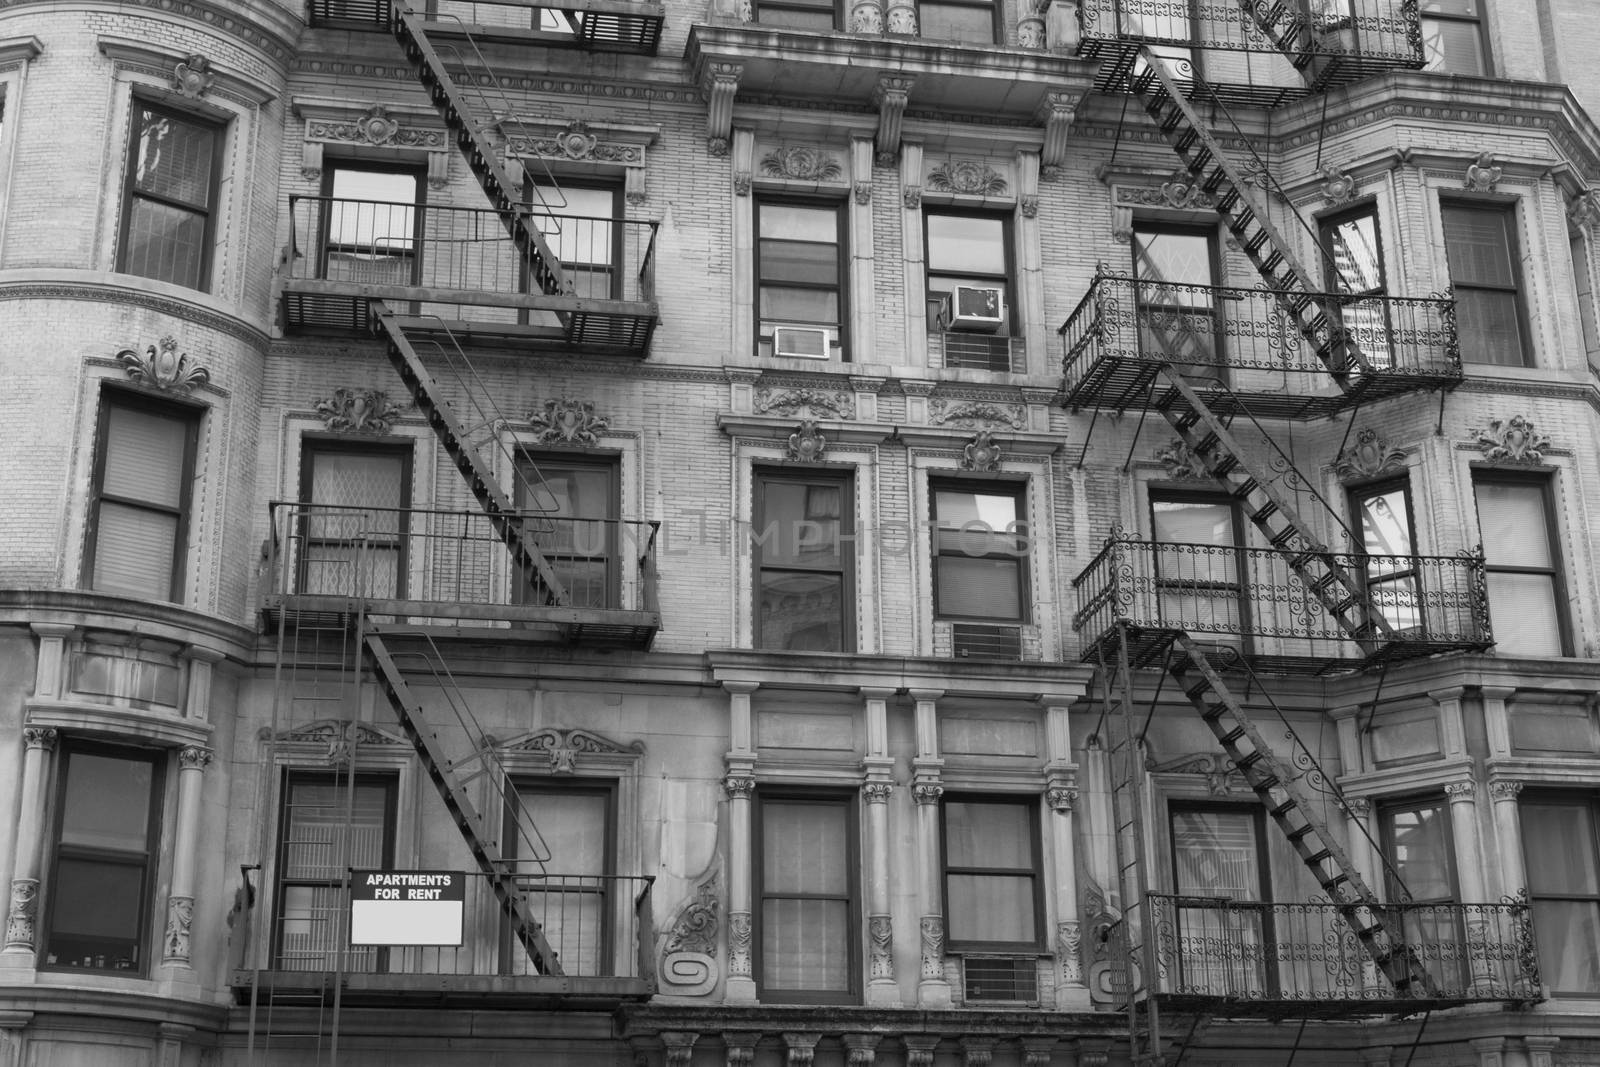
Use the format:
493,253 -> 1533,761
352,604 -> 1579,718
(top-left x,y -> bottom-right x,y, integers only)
1150,490 -> 1247,647
1472,473 -> 1568,656
754,471 -> 854,652
528,181 -> 621,301
752,0 -> 840,30
1570,227 -> 1599,357
504,781 -> 615,976
42,742 -> 164,974
274,772 -> 395,970
1519,795 -> 1600,993
926,210 -> 1015,371
942,796 -> 1040,949
298,439 -> 412,599
1441,203 -> 1528,366
917,0 -> 997,43
514,454 -> 620,608
932,482 -> 1027,622
1378,798 -> 1463,989
321,163 -> 423,287
1420,0 -> 1487,76
1320,205 -> 1393,370
758,200 -> 845,361
84,389 -> 201,603
1132,223 -> 1222,375
1168,804 -> 1270,996
118,101 -> 222,291
757,792 -> 858,1002
1350,479 -> 1422,634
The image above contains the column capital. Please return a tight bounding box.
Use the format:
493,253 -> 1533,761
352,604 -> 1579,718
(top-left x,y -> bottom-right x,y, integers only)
181,644 -> 226,666
1345,795 -> 1373,818
723,775 -> 755,800
907,688 -> 944,702
1427,686 -> 1468,704
903,1035 -> 940,1067
29,623 -> 75,640
959,1037 -> 995,1066
1489,778 -> 1524,802
722,1032 -> 758,1067
1479,685 -> 1517,701
1444,779 -> 1477,801
858,686 -> 896,701
782,1032 -> 820,1066
862,781 -> 894,803
661,1032 -> 698,1067
1018,1037 -> 1056,1067
178,745 -> 213,771
912,782 -> 944,805
21,727 -> 56,752
843,1034 -> 881,1065
1036,692 -> 1081,709
1045,786 -> 1078,812
722,680 -> 760,695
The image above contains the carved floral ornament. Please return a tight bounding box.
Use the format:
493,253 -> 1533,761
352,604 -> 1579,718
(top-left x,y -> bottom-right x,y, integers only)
754,385 -> 853,420
171,53 -> 214,98
759,145 -> 844,183
1319,164 -> 1356,205
500,727 -> 643,773
527,398 -> 610,446
1334,428 -> 1407,482
927,159 -> 1008,197
508,120 -> 645,167
929,398 -> 1026,430
314,387 -> 404,434
1465,151 -> 1502,192
1568,190 -> 1600,230
1471,415 -> 1552,464
116,336 -> 211,394
1116,176 -> 1214,212
961,431 -> 1003,472
1154,437 -> 1209,481
787,419 -> 828,462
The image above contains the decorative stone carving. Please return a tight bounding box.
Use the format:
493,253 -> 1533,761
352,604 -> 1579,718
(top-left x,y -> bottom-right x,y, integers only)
1335,428 -> 1407,481
1444,780 -> 1477,800
661,868 -> 720,996
1465,152 -> 1502,192
1147,751 -> 1244,795
902,185 -> 922,210
1021,1040 -> 1057,1067
862,782 -> 893,803
1345,796 -> 1372,818
164,895 -> 194,963
1057,919 -> 1082,983
787,420 -> 828,462
311,105 -> 432,149
1046,786 -> 1079,812
271,719 -> 406,765
1154,437 -> 1209,480
850,0 -> 884,32
928,160 -> 1007,196
508,120 -> 645,167
1116,180 -> 1213,211
784,1033 -> 820,1066
1319,164 -> 1356,205
1035,92 -> 1075,179
315,387 -> 403,434
844,1035 -> 882,1066
874,74 -> 913,164
528,398 -> 610,446
724,775 -> 755,800
1490,780 -> 1524,802
727,912 -> 752,976
502,727 -> 643,773
23,726 -> 58,751
929,399 -> 1026,430
5,878 -> 38,949
961,431 -> 1003,472
854,181 -> 873,205
904,1041 -> 937,1067
1472,415 -> 1552,464
171,53 -> 214,98
663,1032 -> 698,1067
761,146 -> 844,182
1019,194 -> 1039,219
703,62 -> 743,154
885,1 -> 917,33
1016,0 -> 1045,48
912,782 -> 943,805
733,172 -> 751,196
960,1038 -> 994,1066
919,916 -> 945,977
869,916 -> 893,978
724,1035 -> 758,1067
1567,190 -> 1600,230
178,746 -> 213,771
1237,157 -> 1269,190
754,386 -> 853,419
116,336 -> 211,394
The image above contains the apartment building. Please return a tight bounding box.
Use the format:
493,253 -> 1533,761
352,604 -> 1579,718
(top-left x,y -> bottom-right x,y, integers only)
1,0 -> 1599,1063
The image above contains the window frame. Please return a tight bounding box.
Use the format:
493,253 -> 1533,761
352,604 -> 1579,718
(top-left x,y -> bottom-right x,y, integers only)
753,789 -> 861,1004
271,770 -> 398,971
751,0 -> 844,30
755,196 -> 849,362
82,386 -> 203,604
1148,486 -> 1252,651
753,468 -> 856,653
1131,220 -> 1226,377
915,0 -> 1000,44
1166,800 -> 1276,995
1519,791 -> 1600,995
1420,0 -> 1489,76
526,178 -> 625,303
320,160 -> 427,288
1471,470 -> 1570,657
40,740 -> 166,976
514,452 -> 622,609
925,207 -> 1015,335
116,97 -> 224,292
939,793 -> 1044,953
501,777 -> 618,976
1348,476 -> 1424,636
930,477 -> 1029,624
297,436 -> 414,600
1440,199 -> 1531,367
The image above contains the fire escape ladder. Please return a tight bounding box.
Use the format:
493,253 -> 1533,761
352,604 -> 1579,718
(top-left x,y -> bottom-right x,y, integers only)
363,629 -> 565,975
1151,367 -> 1395,653
388,1 -> 571,305
1129,51 -> 1371,384
1098,626 -> 1164,1067
1166,632 -> 1442,999
373,303 -> 571,608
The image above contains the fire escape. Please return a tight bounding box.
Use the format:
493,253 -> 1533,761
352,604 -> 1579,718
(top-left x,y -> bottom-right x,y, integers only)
242,1 -> 665,1056
1063,3 -> 1539,1063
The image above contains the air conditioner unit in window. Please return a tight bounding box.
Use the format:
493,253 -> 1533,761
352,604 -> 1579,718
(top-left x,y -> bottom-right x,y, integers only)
772,325 -> 832,359
962,956 -> 1039,1003
940,286 -> 1005,333
951,623 -> 1023,661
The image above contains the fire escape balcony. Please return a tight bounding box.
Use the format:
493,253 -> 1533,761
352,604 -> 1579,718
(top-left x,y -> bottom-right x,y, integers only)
233,873 -> 656,1007
1143,893 -> 1540,1016
1071,534 -> 1492,672
1076,0 -> 1426,104
1058,271 -> 1461,420
280,195 -> 660,358
262,502 -> 661,649
307,0 -> 666,54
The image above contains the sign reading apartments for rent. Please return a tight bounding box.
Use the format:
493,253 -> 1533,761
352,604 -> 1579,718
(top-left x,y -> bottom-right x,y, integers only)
350,870 -> 465,946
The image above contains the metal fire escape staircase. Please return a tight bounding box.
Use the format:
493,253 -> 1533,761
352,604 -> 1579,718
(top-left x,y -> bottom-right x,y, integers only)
1094,29 -> 1459,1065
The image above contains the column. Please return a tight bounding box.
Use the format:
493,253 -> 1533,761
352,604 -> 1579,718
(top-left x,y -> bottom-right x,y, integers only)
1430,686 -> 1468,759
1480,686 -> 1516,760
723,682 -> 758,1003
1487,779 -> 1527,898
848,136 -> 878,364
723,1033 -> 758,1066
1042,694 -> 1088,1009
1444,779 -> 1493,993
1342,796 -> 1381,993
1014,150 -> 1045,369
1469,1037 -> 1505,1067
861,687 -> 898,1005
899,142 -> 927,368
3,728 -> 57,963
163,746 -> 213,968
843,1034 -> 880,1065
909,689 -> 949,1007
1524,1036 -> 1560,1067
0,1012 -> 33,1067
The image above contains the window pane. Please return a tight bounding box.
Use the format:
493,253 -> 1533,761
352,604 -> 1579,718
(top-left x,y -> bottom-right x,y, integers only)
104,405 -> 188,509
762,898 -> 850,990
758,482 -> 844,566
1357,486 -> 1415,560
1421,15 -> 1486,74
60,754 -> 153,850
1485,573 -> 1562,656
1324,212 -> 1384,293
1531,900 -> 1600,993
760,239 -> 840,285
123,199 -> 207,289
92,502 -> 179,599
946,801 -> 1030,868
948,873 -> 1034,941
1474,482 -> 1552,566
1153,499 -> 1234,546
1133,230 -> 1214,288
282,781 -> 390,879
1383,803 -> 1453,901
512,790 -> 608,876
1455,289 -> 1525,365
1522,802 -> 1600,894
760,287 -> 840,323
937,557 -> 1022,618
48,858 -> 146,968
133,109 -> 214,207
761,203 -> 838,241
1443,208 -> 1516,286
1172,810 -> 1260,898
763,801 -> 848,894
758,572 -> 844,651
918,1 -> 994,42
310,451 -> 406,514
928,215 -> 1005,275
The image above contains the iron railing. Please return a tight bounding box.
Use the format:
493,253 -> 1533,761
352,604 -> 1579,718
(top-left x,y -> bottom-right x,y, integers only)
1076,0 -> 1424,66
1147,894 -> 1540,1006
1059,271 -> 1460,409
261,872 -> 655,983
265,501 -> 660,614
285,195 -> 659,307
1072,534 -> 1491,659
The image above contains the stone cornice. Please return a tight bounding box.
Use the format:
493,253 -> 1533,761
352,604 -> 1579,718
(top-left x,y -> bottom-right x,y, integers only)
706,648 -> 1092,699
0,278 -> 270,348
99,35 -> 278,105
0,34 -> 42,69
0,590 -> 255,662
34,0 -> 302,69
